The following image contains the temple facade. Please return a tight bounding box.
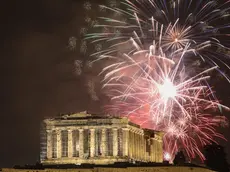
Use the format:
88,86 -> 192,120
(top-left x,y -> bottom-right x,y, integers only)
40,111 -> 164,165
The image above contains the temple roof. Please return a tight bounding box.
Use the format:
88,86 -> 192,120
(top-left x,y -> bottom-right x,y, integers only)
45,111 -> 130,122
43,112 -> 163,135
61,111 -> 92,119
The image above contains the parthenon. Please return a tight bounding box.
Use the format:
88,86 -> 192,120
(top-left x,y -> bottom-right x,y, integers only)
40,111 -> 164,165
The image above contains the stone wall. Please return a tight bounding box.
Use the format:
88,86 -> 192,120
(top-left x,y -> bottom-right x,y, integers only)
2,166 -> 214,172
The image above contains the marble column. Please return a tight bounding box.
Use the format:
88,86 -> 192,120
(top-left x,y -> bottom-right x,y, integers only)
112,128 -> 118,157
79,129 -> 84,158
135,132 -> 138,158
90,129 -> 95,157
138,133 -> 142,159
122,128 -> 129,157
137,133 -> 140,159
131,131 -> 134,158
152,138 -> 157,162
146,138 -> 149,161
159,132 -> 164,162
101,128 -> 107,156
138,133 -> 140,158
136,132 -> 139,159
56,130 -> 62,158
140,133 -> 143,160
68,130 -> 73,158
129,131 -> 132,158
156,139 -> 159,162
134,132 -> 137,158
46,130 -> 52,159
142,135 -> 145,160
143,136 -> 147,161
157,137 -> 163,162
159,140 -> 163,162
128,130 -> 132,157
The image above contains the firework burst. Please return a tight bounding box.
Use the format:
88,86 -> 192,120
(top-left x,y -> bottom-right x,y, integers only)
87,0 -> 230,74
102,45 -> 229,161
84,0 -> 230,161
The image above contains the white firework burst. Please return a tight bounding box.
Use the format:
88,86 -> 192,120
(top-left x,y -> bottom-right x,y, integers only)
85,60 -> 93,69
74,60 -> 83,75
99,5 -> 106,12
80,40 -> 87,54
85,16 -> 91,23
90,20 -> 99,28
87,79 -> 99,101
80,27 -> 88,36
108,0 -> 117,8
83,1 -> 92,10
95,44 -> 102,52
67,36 -> 77,51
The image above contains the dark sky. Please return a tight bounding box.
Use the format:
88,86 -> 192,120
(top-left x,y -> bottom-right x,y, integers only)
1,0 -> 97,167
1,0 -> 230,168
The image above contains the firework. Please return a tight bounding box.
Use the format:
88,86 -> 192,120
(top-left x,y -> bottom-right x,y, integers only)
84,1 -> 92,10
87,79 -> 99,101
103,46 -> 228,161
74,60 -> 83,76
68,36 -> 77,51
79,0 -> 120,58
84,0 -> 230,161
86,0 -> 230,74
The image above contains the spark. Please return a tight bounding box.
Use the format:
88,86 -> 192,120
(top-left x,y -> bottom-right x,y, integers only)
158,78 -> 177,100
164,152 -> 172,161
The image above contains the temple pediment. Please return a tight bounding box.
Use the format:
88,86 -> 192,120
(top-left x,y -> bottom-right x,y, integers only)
62,111 -> 92,119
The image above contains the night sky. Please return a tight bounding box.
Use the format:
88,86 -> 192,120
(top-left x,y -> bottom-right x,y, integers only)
1,0 -> 230,168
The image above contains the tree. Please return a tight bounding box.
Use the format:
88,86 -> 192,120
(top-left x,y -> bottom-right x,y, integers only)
204,143 -> 229,172
173,150 -> 186,165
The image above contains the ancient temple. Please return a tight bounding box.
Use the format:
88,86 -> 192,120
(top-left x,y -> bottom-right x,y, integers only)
2,111 -> 215,172
40,111 -> 164,165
